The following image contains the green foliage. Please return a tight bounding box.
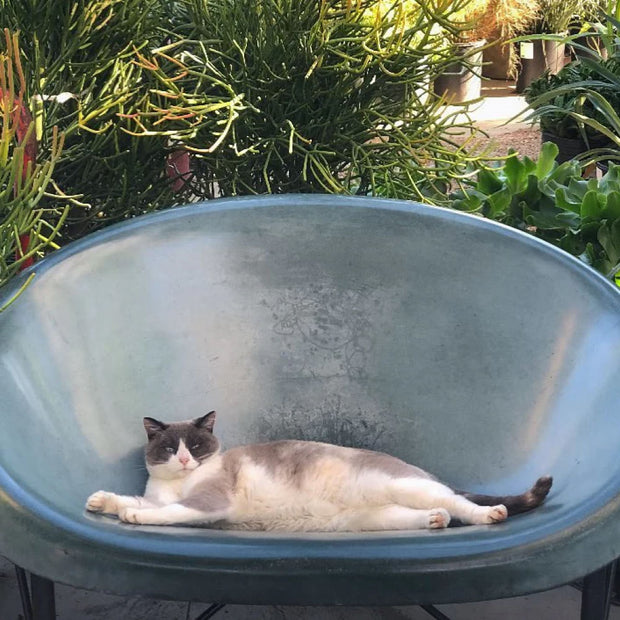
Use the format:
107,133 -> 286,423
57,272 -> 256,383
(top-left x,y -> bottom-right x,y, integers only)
0,31 -> 72,299
535,0 -> 584,33
0,124 -> 69,293
2,0 -> 179,240
524,58 -> 620,142
522,3 -> 620,164
578,0 -> 609,22
122,0 -> 487,199
554,162 -> 620,276
451,142 -> 620,283
0,0 -> 491,256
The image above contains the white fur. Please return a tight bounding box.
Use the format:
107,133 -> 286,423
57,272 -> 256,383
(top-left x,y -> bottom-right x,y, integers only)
226,459 -> 348,530
119,503 -> 222,526
143,448 -> 224,506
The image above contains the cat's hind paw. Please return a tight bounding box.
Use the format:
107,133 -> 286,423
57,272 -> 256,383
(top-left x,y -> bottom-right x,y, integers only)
428,508 -> 450,529
86,491 -> 113,514
119,507 -> 141,524
482,504 -> 508,524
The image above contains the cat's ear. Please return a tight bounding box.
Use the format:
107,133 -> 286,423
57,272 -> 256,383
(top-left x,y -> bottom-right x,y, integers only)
143,417 -> 169,440
193,410 -> 216,433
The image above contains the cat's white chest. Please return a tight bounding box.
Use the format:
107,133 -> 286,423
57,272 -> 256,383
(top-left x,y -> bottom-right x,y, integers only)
144,477 -> 186,505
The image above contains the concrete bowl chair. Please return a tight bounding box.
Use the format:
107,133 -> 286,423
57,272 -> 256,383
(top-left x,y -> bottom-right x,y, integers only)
1,195 -> 619,620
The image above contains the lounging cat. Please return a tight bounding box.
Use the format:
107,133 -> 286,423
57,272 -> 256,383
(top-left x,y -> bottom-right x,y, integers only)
86,411 -> 552,531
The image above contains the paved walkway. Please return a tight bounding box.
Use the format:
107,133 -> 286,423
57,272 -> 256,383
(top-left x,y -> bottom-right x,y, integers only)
442,79 -> 531,130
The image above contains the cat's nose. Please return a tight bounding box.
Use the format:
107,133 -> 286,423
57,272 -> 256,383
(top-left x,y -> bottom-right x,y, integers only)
179,455 -> 190,466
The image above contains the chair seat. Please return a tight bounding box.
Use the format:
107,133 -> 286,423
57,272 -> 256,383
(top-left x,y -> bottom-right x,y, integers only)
0,195 -> 619,605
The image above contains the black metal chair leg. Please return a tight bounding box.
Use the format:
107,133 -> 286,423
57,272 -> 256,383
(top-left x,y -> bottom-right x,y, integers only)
194,603 -> 226,620
421,604 -> 452,620
581,561 -> 616,620
14,566 -> 33,620
29,573 -> 56,620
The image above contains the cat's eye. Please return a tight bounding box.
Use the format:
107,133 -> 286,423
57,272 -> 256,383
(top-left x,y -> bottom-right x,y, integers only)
165,446 -> 175,453
191,443 -> 201,450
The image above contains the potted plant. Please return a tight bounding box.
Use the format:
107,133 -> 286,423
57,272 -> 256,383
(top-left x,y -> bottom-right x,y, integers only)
433,0 -> 491,102
569,0 -> 609,59
515,0 -> 582,92
523,58 -> 620,162
479,0 -> 541,79
1,0 -> 491,240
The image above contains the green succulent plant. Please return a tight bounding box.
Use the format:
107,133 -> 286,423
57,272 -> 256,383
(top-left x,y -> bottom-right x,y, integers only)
554,162 -> 620,277
451,142 -> 620,284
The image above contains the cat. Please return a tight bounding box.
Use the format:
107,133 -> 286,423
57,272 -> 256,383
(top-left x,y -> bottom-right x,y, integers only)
86,411 -> 552,531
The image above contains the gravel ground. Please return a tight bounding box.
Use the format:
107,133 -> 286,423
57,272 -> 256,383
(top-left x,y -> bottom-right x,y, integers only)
482,125 -> 542,160
449,122 -> 542,162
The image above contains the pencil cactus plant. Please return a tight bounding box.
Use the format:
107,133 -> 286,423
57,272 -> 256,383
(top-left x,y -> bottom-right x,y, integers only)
0,0 -> 492,293
117,0 -> 489,200
0,30 -> 71,301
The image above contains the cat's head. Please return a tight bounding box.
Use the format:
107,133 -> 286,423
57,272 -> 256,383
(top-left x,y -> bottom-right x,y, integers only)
143,411 -> 220,479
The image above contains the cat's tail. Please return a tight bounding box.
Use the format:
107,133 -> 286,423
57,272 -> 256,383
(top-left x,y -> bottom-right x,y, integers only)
458,475 -> 553,517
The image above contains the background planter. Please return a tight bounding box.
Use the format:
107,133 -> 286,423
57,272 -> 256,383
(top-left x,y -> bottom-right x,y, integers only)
570,31 -> 608,60
541,131 -> 587,163
433,40 -> 486,103
483,42 -> 516,79
541,130 -> 613,163
516,38 -> 566,93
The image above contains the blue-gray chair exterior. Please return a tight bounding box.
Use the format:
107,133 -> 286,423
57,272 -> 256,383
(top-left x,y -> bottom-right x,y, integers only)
0,195 -> 619,606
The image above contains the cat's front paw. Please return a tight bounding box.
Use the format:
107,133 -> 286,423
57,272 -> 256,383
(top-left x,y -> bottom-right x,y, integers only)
119,507 -> 142,524
428,508 -> 450,529
86,491 -> 115,514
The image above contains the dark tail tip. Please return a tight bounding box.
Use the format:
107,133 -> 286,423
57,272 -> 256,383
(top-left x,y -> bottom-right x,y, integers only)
529,475 -> 553,504
460,474 -> 553,517
508,475 -> 553,516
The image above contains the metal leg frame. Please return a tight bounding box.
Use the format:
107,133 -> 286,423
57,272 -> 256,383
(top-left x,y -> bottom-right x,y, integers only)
14,561 -> 619,620
15,567 -> 56,620
581,561 -> 617,620
193,604 -> 452,619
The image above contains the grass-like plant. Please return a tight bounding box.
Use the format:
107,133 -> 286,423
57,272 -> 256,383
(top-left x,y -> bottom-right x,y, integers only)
514,1 -> 620,171
524,57 -> 620,143
535,0 -> 584,33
